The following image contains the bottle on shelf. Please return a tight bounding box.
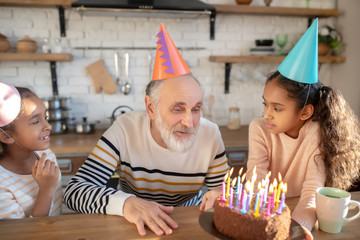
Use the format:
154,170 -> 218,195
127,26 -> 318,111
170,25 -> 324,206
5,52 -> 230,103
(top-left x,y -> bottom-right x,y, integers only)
227,107 -> 241,130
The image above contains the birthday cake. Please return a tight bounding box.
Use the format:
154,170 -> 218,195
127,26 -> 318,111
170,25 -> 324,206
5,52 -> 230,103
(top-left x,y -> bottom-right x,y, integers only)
213,197 -> 291,240
213,169 -> 291,240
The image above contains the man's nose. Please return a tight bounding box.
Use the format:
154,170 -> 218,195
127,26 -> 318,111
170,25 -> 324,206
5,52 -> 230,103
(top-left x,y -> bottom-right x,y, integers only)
181,111 -> 194,128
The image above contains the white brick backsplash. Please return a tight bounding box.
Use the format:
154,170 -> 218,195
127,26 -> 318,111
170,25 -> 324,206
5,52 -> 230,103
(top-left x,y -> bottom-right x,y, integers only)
0,0 -> 340,126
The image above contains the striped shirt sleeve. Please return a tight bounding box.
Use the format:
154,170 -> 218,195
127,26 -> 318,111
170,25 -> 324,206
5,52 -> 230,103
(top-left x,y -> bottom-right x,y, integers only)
64,134 -> 131,215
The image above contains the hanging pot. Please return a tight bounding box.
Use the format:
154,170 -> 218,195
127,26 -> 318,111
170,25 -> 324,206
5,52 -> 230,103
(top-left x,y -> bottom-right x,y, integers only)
73,117 -> 99,134
49,120 -> 68,134
42,96 -> 69,109
47,108 -> 68,121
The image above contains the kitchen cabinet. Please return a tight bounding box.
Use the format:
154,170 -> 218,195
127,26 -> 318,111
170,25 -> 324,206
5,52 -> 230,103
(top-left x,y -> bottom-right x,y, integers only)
210,4 -> 342,93
0,53 -> 73,96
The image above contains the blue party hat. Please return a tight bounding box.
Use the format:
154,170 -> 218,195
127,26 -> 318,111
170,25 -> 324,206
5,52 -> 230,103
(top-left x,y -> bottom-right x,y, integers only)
278,18 -> 318,84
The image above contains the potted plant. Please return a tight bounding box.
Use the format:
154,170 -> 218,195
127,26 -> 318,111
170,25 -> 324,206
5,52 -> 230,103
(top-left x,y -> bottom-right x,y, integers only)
318,25 -> 343,56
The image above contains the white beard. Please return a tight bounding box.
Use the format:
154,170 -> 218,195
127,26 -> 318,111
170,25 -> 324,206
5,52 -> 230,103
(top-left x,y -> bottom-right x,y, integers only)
155,110 -> 199,153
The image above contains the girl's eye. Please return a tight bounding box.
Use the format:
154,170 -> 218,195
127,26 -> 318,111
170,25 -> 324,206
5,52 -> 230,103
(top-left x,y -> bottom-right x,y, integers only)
45,116 -> 49,121
274,107 -> 281,112
33,120 -> 40,124
262,101 -> 268,107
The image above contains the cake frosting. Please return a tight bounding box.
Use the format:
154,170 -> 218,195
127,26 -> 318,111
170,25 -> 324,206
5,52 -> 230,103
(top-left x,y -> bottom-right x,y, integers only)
213,196 -> 291,240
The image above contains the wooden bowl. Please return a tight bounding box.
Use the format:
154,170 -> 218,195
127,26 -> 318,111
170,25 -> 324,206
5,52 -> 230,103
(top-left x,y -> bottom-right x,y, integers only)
235,0 -> 253,5
17,35 -> 37,53
0,34 -> 10,52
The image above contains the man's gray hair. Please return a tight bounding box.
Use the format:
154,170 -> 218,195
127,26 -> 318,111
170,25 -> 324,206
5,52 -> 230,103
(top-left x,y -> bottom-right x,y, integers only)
145,74 -> 202,106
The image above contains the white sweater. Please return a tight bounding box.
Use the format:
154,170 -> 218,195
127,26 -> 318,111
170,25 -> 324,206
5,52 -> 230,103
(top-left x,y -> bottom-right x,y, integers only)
246,118 -> 326,231
64,110 -> 229,216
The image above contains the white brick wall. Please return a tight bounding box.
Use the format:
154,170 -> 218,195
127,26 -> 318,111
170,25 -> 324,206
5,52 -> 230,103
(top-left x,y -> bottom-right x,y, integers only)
0,0 -> 336,128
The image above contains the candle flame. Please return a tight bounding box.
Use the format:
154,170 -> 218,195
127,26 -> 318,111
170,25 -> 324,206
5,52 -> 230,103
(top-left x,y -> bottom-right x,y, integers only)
245,181 -> 251,192
238,167 -> 243,177
231,177 -> 237,187
241,173 -> 246,183
283,183 -> 287,194
278,172 -> 282,182
273,178 -> 278,188
258,182 -> 261,190
253,166 -> 257,175
261,179 -> 266,187
224,173 -> 228,182
230,167 -> 234,176
266,171 -> 271,180
251,173 -> 257,184
269,184 -> 274,194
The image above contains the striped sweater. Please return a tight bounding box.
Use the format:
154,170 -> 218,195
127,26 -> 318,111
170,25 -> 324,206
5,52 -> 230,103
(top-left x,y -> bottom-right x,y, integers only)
0,149 -> 62,219
64,110 -> 229,216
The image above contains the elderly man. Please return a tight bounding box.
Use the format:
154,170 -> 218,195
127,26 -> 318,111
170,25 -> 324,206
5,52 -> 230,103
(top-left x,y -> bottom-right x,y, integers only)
64,24 -> 229,236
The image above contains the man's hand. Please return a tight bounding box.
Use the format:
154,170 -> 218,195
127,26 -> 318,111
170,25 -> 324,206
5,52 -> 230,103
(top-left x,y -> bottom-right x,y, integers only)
199,187 -> 222,212
123,196 -> 178,236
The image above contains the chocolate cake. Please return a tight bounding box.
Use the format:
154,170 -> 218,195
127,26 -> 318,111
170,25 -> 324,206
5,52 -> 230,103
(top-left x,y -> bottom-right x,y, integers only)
213,197 -> 291,240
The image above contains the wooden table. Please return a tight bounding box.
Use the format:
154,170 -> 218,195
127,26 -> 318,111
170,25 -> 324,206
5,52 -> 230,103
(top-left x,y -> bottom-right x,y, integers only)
1,192 -> 359,240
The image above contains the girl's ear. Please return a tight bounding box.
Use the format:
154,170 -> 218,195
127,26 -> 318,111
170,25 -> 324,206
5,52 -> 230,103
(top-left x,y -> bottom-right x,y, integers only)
145,95 -> 156,120
0,129 -> 15,144
299,104 -> 314,121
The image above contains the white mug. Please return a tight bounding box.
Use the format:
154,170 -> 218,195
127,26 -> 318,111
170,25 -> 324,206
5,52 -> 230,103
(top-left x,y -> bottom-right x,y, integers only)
316,187 -> 360,233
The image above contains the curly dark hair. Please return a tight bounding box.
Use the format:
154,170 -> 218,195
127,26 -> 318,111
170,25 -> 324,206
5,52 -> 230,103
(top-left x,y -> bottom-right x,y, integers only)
267,71 -> 360,190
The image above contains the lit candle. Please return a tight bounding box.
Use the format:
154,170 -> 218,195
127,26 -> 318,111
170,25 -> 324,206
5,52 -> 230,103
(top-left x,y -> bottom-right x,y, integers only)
276,183 -> 287,214
236,167 -> 244,198
226,167 -> 234,198
263,171 -> 271,209
241,181 -> 250,214
249,167 -> 257,205
276,182 -> 283,209
229,178 -> 237,209
221,173 -> 228,203
275,173 -> 282,206
258,188 -> 264,214
253,182 -> 261,216
266,184 -> 274,217
272,179 -> 277,213
238,174 -> 246,209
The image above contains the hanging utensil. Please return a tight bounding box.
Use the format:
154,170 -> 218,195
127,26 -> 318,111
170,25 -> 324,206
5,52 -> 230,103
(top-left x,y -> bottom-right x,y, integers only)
114,52 -> 120,85
121,52 -> 131,95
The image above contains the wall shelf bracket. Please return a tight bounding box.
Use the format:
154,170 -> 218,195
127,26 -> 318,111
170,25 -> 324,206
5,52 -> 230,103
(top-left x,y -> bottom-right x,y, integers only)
50,61 -> 59,96
210,10 -> 216,40
225,62 -> 232,94
58,6 -> 66,37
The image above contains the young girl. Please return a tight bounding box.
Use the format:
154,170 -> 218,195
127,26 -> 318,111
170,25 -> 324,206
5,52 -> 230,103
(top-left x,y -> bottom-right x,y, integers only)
246,19 -> 360,232
247,70 -> 360,230
0,83 -> 62,218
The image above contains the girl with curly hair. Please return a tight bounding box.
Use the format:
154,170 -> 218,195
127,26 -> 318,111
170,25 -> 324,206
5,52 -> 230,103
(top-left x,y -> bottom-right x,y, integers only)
246,19 -> 360,232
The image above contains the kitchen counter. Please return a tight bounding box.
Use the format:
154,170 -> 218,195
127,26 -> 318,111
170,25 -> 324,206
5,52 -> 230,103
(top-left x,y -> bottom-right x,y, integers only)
50,126 -> 249,155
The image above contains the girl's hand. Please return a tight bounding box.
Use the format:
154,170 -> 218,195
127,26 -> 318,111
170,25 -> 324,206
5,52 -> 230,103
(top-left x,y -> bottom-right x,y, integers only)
32,152 -> 60,193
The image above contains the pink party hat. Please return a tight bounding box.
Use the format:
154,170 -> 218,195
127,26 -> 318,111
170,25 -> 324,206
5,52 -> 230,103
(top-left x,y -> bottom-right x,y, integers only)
0,82 -> 21,127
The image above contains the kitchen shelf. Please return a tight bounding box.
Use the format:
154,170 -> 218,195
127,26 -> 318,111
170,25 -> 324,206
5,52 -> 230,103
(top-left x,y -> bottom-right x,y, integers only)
212,4 -> 339,17
210,55 -> 346,93
0,0 -> 73,8
210,55 -> 346,64
0,53 -> 73,96
0,53 -> 72,61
